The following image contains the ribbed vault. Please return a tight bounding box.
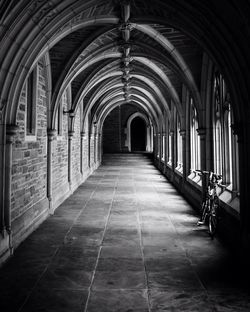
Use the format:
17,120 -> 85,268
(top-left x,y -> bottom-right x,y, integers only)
1,0 -> 249,131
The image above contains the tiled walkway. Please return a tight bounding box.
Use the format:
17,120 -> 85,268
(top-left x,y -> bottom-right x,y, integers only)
0,154 -> 250,311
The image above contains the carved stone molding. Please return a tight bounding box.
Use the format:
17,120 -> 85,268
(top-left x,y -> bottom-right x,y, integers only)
196,127 -> 206,137
6,124 -> 19,143
68,130 -> 75,137
179,129 -> 186,137
47,128 -> 57,138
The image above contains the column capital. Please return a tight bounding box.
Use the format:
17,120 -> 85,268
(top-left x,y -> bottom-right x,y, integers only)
80,131 -> 86,138
231,122 -> 243,142
6,124 -> 19,136
179,129 -> 186,137
68,130 -> 75,137
6,124 -> 19,144
196,127 -> 206,136
47,129 -> 57,138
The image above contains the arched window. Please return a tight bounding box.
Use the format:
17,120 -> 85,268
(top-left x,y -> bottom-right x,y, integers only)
212,72 -> 239,190
223,94 -> 233,185
168,128 -> 172,166
213,73 -> 222,175
26,65 -> 38,138
190,98 -> 200,171
161,129 -> 165,161
176,115 -> 183,172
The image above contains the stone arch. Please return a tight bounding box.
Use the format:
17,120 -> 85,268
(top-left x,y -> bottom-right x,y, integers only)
126,112 -> 152,152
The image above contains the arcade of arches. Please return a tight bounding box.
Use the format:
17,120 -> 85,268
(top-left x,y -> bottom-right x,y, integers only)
1,0 -> 250,280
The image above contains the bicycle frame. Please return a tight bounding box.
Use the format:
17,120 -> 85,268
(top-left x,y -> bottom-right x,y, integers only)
196,170 -> 222,238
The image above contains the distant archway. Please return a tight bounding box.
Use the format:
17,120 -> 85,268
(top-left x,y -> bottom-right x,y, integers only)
126,112 -> 153,152
130,116 -> 146,152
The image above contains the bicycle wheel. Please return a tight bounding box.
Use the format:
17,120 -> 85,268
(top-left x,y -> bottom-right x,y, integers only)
208,201 -> 218,238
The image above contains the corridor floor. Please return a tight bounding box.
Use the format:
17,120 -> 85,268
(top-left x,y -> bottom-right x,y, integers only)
0,154 -> 250,312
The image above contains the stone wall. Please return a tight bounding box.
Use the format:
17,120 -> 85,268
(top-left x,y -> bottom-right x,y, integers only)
12,61 -> 48,244
102,104 -> 145,153
103,106 -> 120,153
8,61 -> 99,253
52,91 -> 69,207
71,106 -> 82,189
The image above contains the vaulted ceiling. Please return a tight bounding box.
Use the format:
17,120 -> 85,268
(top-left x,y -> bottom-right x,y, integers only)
1,0 -> 250,127
46,1 -> 204,131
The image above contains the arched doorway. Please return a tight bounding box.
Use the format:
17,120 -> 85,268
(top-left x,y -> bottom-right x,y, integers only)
130,116 -> 146,152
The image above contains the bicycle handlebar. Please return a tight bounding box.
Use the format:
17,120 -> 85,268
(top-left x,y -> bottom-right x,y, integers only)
194,169 -> 222,182
194,169 -> 210,174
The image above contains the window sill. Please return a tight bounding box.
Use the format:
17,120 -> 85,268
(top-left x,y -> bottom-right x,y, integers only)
219,187 -> 240,217
187,171 -> 202,189
25,134 -> 37,142
175,165 -> 183,176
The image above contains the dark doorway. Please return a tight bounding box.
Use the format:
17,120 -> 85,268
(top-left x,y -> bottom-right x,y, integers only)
131,116 -> 146,151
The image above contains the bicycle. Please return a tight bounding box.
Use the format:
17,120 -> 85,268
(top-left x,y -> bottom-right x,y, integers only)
195,170 -> 222,238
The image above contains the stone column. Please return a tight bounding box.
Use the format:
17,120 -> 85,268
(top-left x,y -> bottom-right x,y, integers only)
197,128 -> 207,200
80,131 -> 85,175
157,132 -> 161,165
47,129 -> 56,213
169,130 -> 174,170
152,133 -> 156,158
4,125 -> 19,253
68,130 -> 74,189
180,130 -> 186,179
98,133 -> 103,163
89,132 -> 95,168
0,113 -> 5,235
197,128 -> 206,170
95,132 -> 102,164
94,133 -> 99,164
146,125 -> 150,152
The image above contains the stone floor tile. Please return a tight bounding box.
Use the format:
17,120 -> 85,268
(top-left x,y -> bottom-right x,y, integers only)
20,289 -> 88,312
100,246 -> 142,258
145,257 -> 191,272
96,257 -> 144,271
37,268 -> 92,289
49,255 -> 97,271
143,245 -> 185,258
147,270 -> 202,289
0,288 -> 31,312
58,245 -> 99,258
102,235 -> 141,247
142,235 -> 178,247
63,236 -> 103,247
149,288 -> 212,312
87,289 -> 149,312
208,289 -> 250,312
1,154 -> 250,311
68,226 -> 104,238
92,270 -> 146,289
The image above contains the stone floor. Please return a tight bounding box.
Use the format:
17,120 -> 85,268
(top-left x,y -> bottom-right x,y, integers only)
0,153 -> 250,312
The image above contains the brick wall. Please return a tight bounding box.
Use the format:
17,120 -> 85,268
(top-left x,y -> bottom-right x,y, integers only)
10,61 -> 98,250
12,61 -> 48,241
